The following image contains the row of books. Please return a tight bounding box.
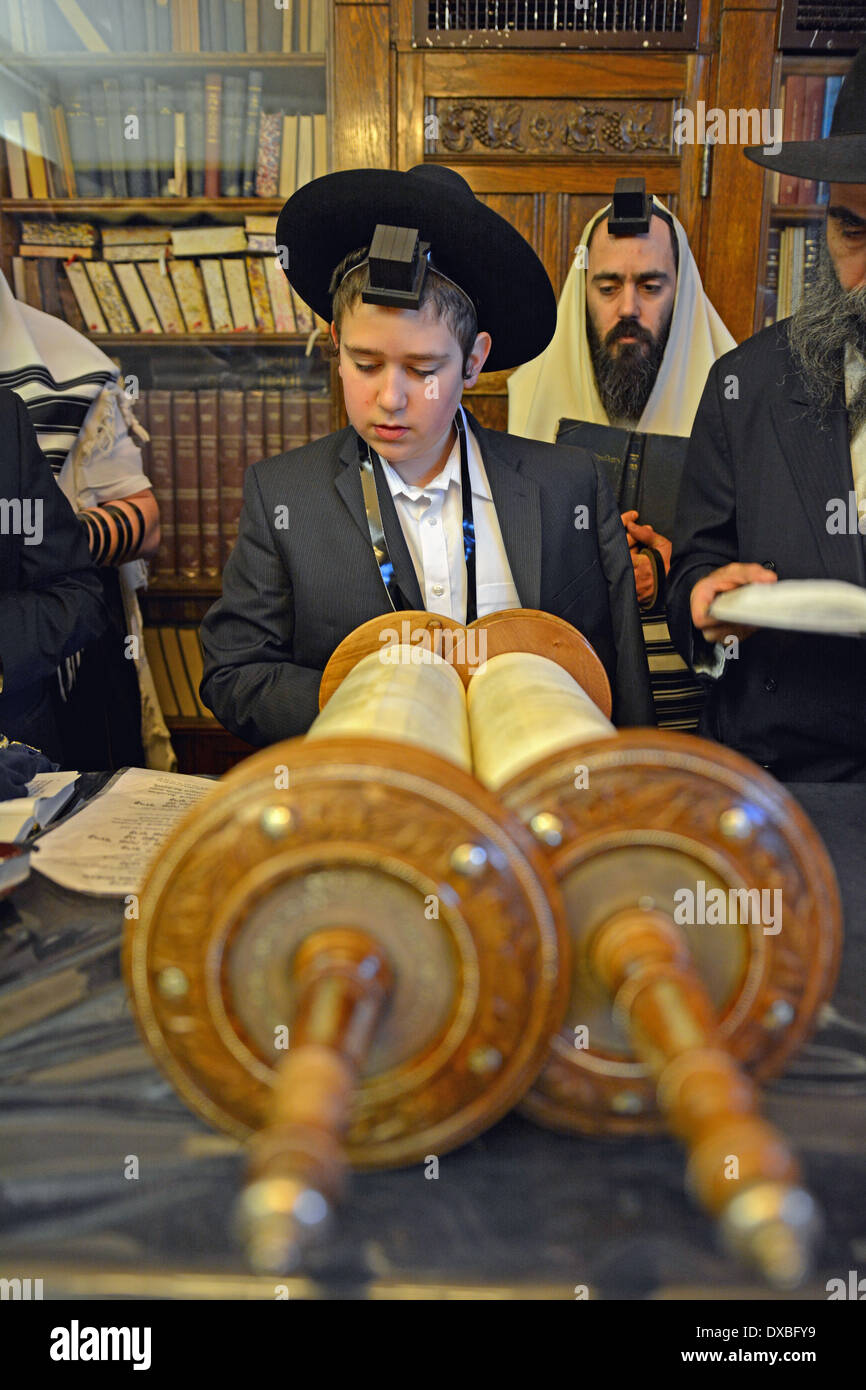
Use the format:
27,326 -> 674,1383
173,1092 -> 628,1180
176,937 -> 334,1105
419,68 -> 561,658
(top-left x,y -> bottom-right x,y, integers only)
143,625 -> 214,721
12,244 -> 320,337
0,0 -> 326,54
136,387 -> 332,580
2,77 -> 326,200
774,75 -> 843,206
761,223 -> 820,327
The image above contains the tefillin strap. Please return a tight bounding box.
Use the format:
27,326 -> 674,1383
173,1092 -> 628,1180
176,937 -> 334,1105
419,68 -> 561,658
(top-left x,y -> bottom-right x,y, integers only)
359,408 -> 478,623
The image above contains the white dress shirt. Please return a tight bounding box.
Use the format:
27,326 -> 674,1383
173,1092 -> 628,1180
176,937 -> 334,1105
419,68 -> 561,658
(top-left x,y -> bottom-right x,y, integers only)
376,406 -> 520,623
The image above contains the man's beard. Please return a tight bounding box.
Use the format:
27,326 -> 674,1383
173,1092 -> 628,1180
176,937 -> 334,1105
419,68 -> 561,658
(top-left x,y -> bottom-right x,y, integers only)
788,231 -> 866,438
587,311 -> 671,427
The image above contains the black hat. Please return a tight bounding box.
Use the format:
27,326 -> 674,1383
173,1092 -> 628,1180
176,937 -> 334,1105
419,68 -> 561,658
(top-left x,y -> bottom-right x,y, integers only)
744,45 -> 866,182
275,164 -> 557,372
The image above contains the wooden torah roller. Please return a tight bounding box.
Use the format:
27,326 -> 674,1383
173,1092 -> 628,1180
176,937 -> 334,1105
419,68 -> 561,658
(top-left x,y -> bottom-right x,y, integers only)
124,644 -> 570,1274
321,609 -> 843,1287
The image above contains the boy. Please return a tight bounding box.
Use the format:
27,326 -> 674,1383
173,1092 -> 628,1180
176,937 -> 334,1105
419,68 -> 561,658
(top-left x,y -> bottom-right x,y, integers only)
200,164 -> 653,743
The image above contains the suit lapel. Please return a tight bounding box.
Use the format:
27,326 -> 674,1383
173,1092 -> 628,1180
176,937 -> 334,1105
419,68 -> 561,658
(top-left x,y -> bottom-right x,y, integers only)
770,378 -> 866,585
465,410 -> 541,609
335,429 -> 424,609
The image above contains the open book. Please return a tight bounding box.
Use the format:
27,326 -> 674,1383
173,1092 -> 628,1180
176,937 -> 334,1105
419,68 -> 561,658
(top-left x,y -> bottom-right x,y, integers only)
709,579 -> 866,636
0,771 -> 79,844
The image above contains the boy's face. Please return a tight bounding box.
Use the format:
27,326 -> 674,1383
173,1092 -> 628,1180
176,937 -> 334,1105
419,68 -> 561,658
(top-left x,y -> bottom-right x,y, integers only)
335,299 -> 491,486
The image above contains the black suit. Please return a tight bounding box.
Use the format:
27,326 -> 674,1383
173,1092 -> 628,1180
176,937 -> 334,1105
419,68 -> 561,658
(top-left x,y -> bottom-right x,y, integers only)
200,411 -> 654,744
0,388 -> 107,759
668,321 -> 866,782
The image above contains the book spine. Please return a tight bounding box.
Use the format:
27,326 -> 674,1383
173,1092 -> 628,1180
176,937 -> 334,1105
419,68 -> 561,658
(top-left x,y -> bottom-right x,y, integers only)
308,0 -> 326,50
244,0 -> 259,51
103,244 -> 166,261
223,258 -> 255,329
200,258 -> 234,329
4,120 -> 30,198
295,112 -> 313,190
278,113 -> 298,198
169,260 -> 212,331
19,244 -> 95,259
244,389 -> 265,468
22,259 -> 42,310
21,112 -> 48,199
803,222 -> 820,297
124,79 -> 149,197
763,225 -> 780,328
176,628 -> 212,716
54,0 -> 111,50
281,0 -> 294,51
63,259 -> 107,330
173,391 -> 202,579
85,261 -> 135,333
37,259 -> 63,319
114,262 -> 163,333
186,79 -> 206,198
797,77 -> 823,206
246,255 -> 275,331
208,0 -> 226,50
255,110 -> 281,196
156,85 -> 177,196
155,0 -> 173,50
52,105 -> 78,198
312,112 -> 327,179
204,71 -> 222,198
220,75 -> 245,196
197,388 -> 222,576
218,388 -> 245,564
140,261 -> 186,332
264,255 -> 296,331
124,0 -> 148,49
161,627 -> 199,714
57,261 -> 88,330
241,69 -> 263,196
20,221 -> 98,246
281,389 -> 309,450
817,76 -> 844,205
259,0 -> 283,51
779,76 -> 804,206
308,395 -> 330,440
142,78 -> 161,198
146,390 -> 177,578
290,285 -> 313,333
90,82 -> 111,197
225,0 -> 245,49
62,94 -> 99,198
144,625 -> 180,718
264,388 -> 282,456
102,79 -> 129,197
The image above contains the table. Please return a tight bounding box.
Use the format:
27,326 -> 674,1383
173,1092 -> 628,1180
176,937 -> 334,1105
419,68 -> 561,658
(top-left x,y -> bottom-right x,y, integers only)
0,781 -> 863,1299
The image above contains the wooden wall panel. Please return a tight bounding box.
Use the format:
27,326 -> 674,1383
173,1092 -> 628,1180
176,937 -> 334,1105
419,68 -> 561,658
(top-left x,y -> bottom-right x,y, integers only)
332,3 -> 391,169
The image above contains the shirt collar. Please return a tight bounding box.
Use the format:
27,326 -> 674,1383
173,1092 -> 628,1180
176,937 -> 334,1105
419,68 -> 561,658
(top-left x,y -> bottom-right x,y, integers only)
376,406 -> 492,503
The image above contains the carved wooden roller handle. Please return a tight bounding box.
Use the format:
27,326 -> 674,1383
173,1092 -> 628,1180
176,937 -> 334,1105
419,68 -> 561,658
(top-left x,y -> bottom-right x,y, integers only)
590,910 -> 818,1287
236,929 -> 393,1274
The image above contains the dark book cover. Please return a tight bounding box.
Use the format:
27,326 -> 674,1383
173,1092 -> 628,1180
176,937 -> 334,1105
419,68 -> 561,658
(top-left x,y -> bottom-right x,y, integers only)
798,76 -> 824,206
146,389 -> 177,579
102,78 -> 129,197
208,0 -> 226,50
244,388 -> 265,467
142,78 -> 161,198
124,79 -> 149,197
199,0 -> 212,48
64,89 -> 101,197
307,394 -> 331,441
240,69 -> 263,197
264,388 -> 282,456
89,82 -> 112,198
186,78 -> 206,197
779,75 -> 805,206
281,389 -> 309,450
197,388 -> 221,576
224,0 -> 245,51
37,259 -> 62,319
220,73 -> 245,196
172,390 -> 203,579
56,260 -> 88,331
259,0 -> 282,52
203,71 -> 222,198
155,83 -> 176,195
218,388 -> 245,566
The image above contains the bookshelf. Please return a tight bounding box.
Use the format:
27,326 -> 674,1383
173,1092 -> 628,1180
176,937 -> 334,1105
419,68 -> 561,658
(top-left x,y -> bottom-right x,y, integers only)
0,0 -> 334,773
754,53 -> 853,335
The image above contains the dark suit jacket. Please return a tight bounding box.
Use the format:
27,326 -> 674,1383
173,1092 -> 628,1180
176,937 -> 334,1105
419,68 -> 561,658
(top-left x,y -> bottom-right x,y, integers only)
668,321 -> 866,782
0,388 -> 108,758
200,410 -> 654,744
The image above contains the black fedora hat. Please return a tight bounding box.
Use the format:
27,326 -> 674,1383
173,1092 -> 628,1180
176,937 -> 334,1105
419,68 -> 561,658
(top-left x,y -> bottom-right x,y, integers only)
744,44 -> 866,182
275,164 -> 557,372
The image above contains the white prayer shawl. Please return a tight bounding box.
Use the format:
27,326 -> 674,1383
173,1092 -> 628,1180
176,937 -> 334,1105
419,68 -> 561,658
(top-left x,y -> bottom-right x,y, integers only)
507,198 -> 736,442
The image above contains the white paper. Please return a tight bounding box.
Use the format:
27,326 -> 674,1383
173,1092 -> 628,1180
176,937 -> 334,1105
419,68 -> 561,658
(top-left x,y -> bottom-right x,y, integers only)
709,579 -> 866,636
0,770 -> 79,843
31,767 -> 216,897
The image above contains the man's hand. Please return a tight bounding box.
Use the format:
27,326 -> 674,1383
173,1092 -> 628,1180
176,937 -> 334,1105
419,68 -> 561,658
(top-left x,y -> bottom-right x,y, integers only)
689,562 -> 778,644
621,511 -> 671,605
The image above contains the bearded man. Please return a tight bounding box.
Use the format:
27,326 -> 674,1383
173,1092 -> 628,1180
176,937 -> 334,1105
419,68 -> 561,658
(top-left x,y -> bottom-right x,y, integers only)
667,44 -> 866,781
509,195 -> 734,728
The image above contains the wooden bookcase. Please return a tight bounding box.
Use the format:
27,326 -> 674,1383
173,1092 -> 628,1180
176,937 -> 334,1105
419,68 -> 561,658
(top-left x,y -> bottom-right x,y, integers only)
753,53 -> 853,337
0,1 -> 336,774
